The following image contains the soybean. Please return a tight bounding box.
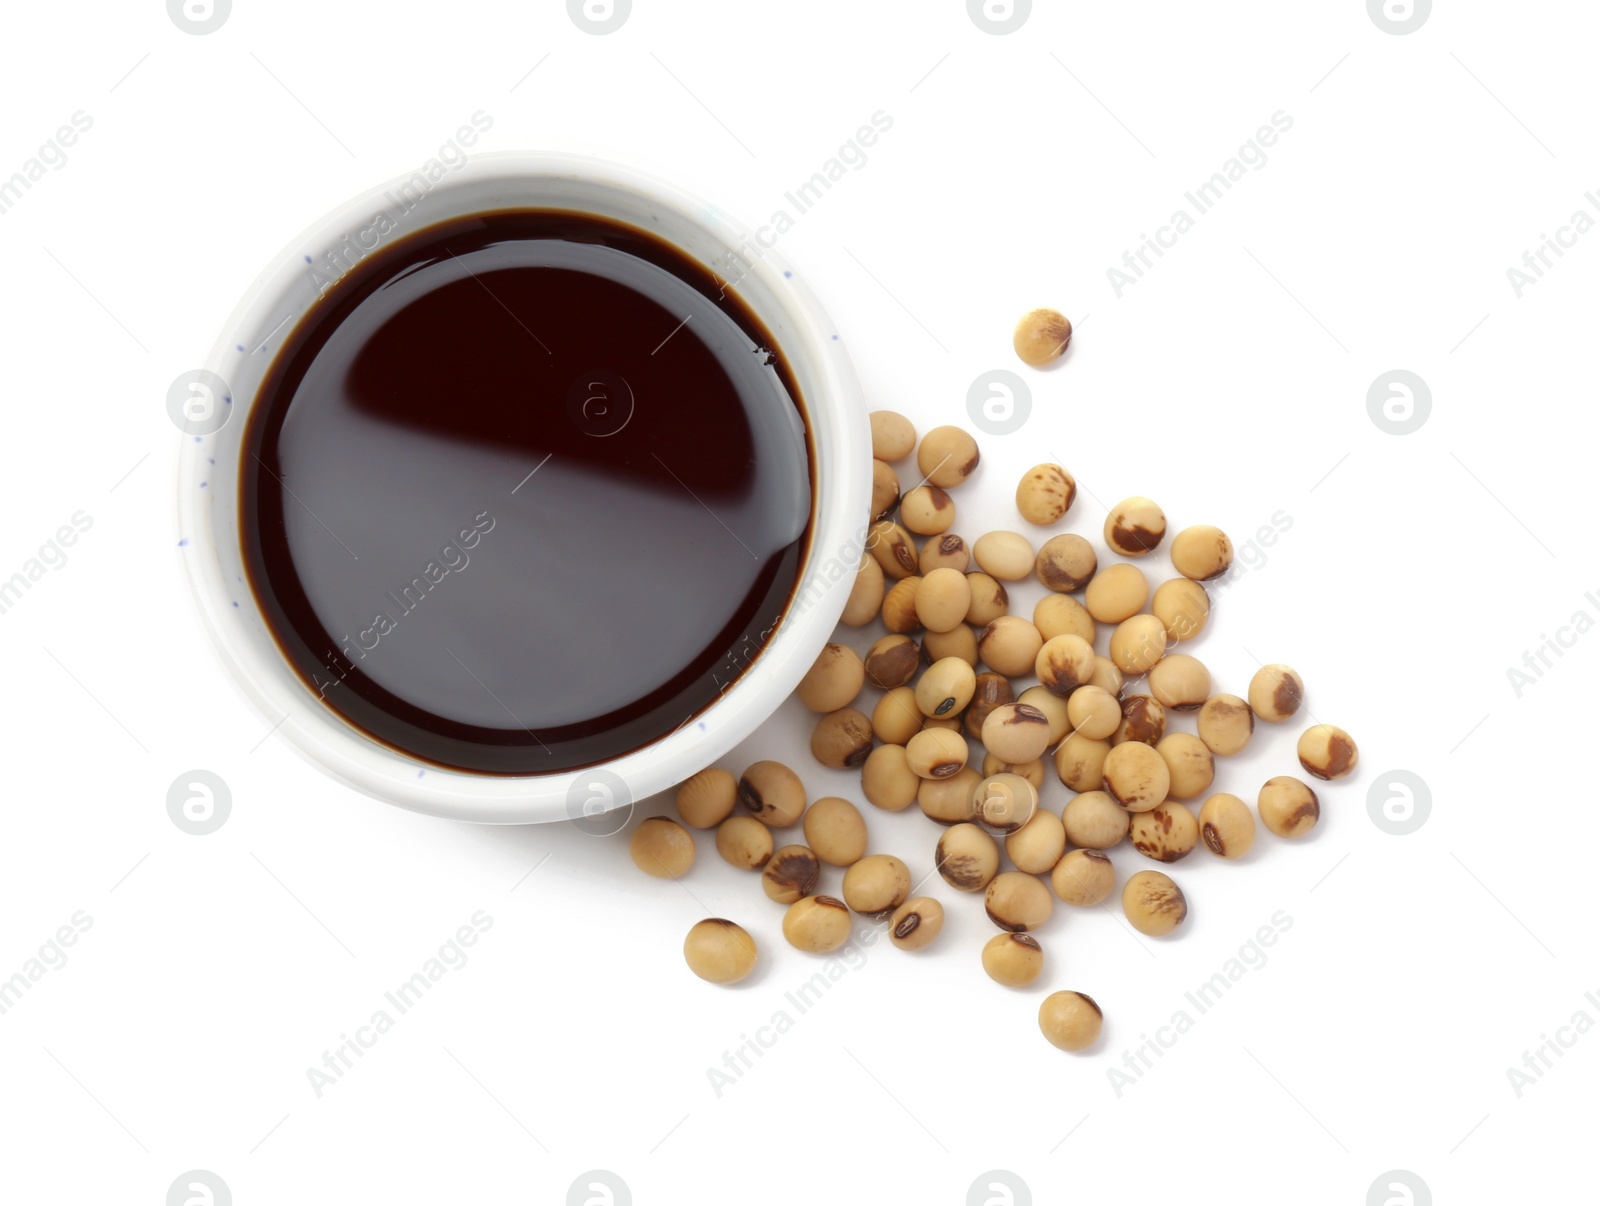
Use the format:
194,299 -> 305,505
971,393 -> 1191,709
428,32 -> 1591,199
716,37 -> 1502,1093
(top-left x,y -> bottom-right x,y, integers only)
1113,694 -> 1166,747
921,623 -> 978,667
985,870 -> 1054,932
1109,614 -> 1167,674
1128,802 -> 1199,862
783,896 -> 852,953
881,576 -> 923,634
1005,808 -> 1067,874
1015,463 -> 1077,525
1104,497 -> 1166,557
981,703 -> 1053,763
841,853 -> 911,914
871,686 -> 923,745
1151,577 -> 1209,642
978,615 -> 1045,678
630,817 -> 696,879
871,459 -> 900,523
861,744 -> 920,812
1035,634 -> 1096,697
1018,685 -> 1072,744
1102,741 -> 1169,812
810,708 -> 874,770
715,815 -> 774,870
915,568 -> 972,633
1033,593 -> 1095,643
1050,848 -> 1115,906
974,772 -> 1038,834
865,634 -> 921,690
1155,732 -> 1214,800
1122,869 -> 1187,936
916,656 -> 978,718
965,673 -> 1015,741
869,409 -> 916,461
683,918 -> 758,984
739,761 -> 807,828
1035,533 -> 1097,593
762,844 -> 821,904
803,797 -> 869,866
867,519 -> 919,580
919,767 -> 982,825
1013,308 -> 1073,366
1259,775 -> 1320,838
936,821 -> 1000,892
965,572 -> 1009,626
918,426 -> 981,488
796,643 -> 865,713
1147,654 -> 1211,711
1039,991 -> 1102,1052
1170,524 -> 1233,581
1197,694 -> 1254,756
919,533 -> 970,575
901,484 -> 955,535
841,553 -> 885,627
973,531 -> 1034,581
1066,685 -> 1121,740
1054,732 -> 1111,793
982,932 -> 1044,987
675,768 -> 738,829
906,728 -> 968,779
889,897 -> 945,951
1298,724 -> 1359,781
1198,793 -> 1256,860
1248,664 -> 1304,722
1084,563 -> 1148,624
1061,791 -> 1129,850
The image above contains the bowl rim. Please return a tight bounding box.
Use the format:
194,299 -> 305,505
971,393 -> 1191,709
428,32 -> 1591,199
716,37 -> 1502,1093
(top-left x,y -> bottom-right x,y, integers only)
175,149 -> 869,825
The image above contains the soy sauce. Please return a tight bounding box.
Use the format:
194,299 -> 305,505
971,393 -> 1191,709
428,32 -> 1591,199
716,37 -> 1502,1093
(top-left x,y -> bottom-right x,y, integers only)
241,210 -> 814,775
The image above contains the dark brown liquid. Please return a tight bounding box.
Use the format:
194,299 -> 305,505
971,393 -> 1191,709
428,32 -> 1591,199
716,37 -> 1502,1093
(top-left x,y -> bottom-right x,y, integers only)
241,210 -> 813,774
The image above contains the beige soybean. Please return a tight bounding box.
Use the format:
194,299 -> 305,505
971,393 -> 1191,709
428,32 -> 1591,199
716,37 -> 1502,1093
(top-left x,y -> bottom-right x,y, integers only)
738,761 -> 807,828
1050,848 -> 1116,906
1035,533 -> 1097,593
1033,593 -> 1096,643
1104,496 -> 1166,557
810,708 -> 874,771
864,634 -> 921,690
1089,656 -> 1125,697
965,673 -> 1015,741
1055,732 -> 1111,793
841,853 -> 911,913
803,796 -> 868,866
1035,634 -> 1096,698
630,817 -> 696,879
1066,685 -> 1121,740
919,533 -> 970,575
1005,808 -> 1067,874
683,918 -> 758,984
1151,577 -> 1209,642
918,425 -> 981,488
1259,775 -> 1320,838
1128,802 -> 1200,863
906,727 -> 968,779
1039,991 -> 1103,1053
1018,685 -> 1073,744
1061,791 -> 1129,850
1148,654 -> 1211,711
1198,793 -> 1255,860
980,753 -> 1045,790
982,703 -> 1053,763
1248,664 -> 1304,722
965,572 -> 1009,626
973,531 -> 1034,581
868,519 -> 919,580
922,716 -> 962,733
861,744 -> 920,812
1170,524 -> 1233,581
870,459 -> 900,523
889,897 -> 945,951
900,484 -> 955,535
1016,463 -> 1077,525
919,767 -> 981,825
1113,694 -> 1166,747
715,815 -> 774,870
985,870 -> 1054,932
1013,308 -> 1073,366
916,656 -> 978,719
977,615 -> 1044,677
796,643 -> 865,713
872,686 -> 923,745
1156,732 -> 1214,800
1197,694 -> 1254,756
841,552 -> 886,628
1122,869 -> 1188,936
921,623 -> 978,667
915,568 -> 972,634
974,772 -> 1038,834
675,768 -> 738,829
1102,741 -> 1169,812
1109,614 -> 1168,674
1084,563 -> 1149,624
783,896 -> 852,953
982,932 -> 1044,987
881,576 -> 923,634
762,845 -> 822,904
869,409 -> 916,461
936,821 -> 1000,891
1298,724 -> 1359,781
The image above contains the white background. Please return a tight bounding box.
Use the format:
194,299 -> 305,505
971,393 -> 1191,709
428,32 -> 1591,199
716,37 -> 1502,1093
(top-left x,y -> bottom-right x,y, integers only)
0,1 -> 1591,1203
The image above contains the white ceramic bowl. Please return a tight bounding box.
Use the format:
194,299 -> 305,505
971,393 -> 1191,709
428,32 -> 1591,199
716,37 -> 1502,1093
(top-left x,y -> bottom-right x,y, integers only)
176,151 -> 869,825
